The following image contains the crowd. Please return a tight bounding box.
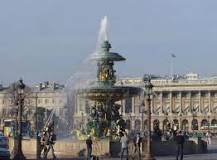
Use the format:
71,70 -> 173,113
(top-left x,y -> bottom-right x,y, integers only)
85,127 -> 213,160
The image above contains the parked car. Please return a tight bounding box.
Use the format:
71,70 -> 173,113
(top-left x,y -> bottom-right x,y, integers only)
0,136 -> 10,159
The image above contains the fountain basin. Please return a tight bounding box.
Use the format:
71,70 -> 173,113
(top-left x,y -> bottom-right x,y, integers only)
77,85 -> 141,102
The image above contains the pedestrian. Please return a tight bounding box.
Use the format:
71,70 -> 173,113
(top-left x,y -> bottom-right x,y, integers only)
86,135 -> 93,160
133,132 -> 142,158
46,131 -> 56,159
175,130 -> 185,160
120,132 -> 129,160
206,131 -> 212,144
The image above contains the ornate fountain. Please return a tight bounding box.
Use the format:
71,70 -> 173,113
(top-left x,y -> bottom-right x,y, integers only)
76,40 -> 141,138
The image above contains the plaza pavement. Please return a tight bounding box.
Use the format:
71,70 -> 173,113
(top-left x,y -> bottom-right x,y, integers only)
26,144 -> 217,160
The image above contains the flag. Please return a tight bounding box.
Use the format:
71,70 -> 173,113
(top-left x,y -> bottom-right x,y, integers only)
171,54 -> 176,58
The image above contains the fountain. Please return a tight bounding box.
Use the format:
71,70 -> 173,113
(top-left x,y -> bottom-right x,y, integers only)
76,16 -> 141,138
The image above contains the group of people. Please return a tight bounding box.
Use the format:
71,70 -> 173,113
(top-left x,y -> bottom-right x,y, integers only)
85,132 -> 142,160
86,130 -> 187,160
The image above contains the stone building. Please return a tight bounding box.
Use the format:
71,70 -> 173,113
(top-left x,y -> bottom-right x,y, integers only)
0,81 -> 67,131
74,73 -> 217,133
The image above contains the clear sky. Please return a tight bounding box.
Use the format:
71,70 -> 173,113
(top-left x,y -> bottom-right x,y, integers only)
1,0 -> 217,85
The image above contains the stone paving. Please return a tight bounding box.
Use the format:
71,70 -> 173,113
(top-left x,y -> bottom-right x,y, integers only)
25,144 -> 217,160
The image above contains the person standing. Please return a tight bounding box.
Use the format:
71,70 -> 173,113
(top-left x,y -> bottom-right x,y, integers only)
133,133 -> 142,158
120,132 -> 129,160
175,131 -> 185,160
206,131 -> 212,144
86,135 -> 93,160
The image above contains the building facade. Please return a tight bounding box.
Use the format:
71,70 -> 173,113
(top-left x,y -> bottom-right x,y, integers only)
74,73 -> 217,133
0,81 -> 67,131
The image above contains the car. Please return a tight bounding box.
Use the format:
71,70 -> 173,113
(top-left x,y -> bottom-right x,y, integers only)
0,136 -> 10,159
0,147 -> 10,160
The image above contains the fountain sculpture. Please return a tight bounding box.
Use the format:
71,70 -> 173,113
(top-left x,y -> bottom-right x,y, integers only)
76,17 -> 141,138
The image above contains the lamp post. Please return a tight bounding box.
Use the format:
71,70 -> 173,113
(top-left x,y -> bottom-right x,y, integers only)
140,102 -> 145,136
14,79 -> 26,160
141,107 -> 145,132
34,93 -> 41,160
143,75 -> 155,160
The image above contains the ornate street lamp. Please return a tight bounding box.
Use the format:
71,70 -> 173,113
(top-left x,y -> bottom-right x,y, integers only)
14,79 -> 26,160
140,102 -> 145,133
143,75 -> 155,160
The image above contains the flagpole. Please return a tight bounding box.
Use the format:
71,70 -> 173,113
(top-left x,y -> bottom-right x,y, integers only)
170,54 -> 176,80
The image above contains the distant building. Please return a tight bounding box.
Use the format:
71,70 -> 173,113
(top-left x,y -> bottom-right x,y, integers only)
74,73 -> 217,133
0,81 -> 67,131
31,81 -> 67,119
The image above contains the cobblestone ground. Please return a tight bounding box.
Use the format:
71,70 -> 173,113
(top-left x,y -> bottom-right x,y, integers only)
26,144 -> 217,160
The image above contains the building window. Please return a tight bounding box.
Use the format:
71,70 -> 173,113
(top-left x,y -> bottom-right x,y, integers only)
173,92 -> 179,98
135,119 -> 141,131
126,120 -> 131,130
125,98 -> 132,113
45,99 -> 49,104
153,119 -> 160,130
38,99 -> 41,104
163,92 -> 169,98
52,99 -> 55,104
182,92 -> 188,98
192,119 -> 198,130
191,92 -> 198,98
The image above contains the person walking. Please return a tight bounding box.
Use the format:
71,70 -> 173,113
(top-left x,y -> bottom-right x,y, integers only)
175,131 -> 185,160
133,133 -> 142,158
120,132 -> 129,160
86,135 -> 93,160
206,131 -> 212,144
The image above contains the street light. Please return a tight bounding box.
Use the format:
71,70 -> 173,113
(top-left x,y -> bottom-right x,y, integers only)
34,93 -> 41,160
143,75 -> 155,160
140,102 -> 146,135
14,79 -> 26,160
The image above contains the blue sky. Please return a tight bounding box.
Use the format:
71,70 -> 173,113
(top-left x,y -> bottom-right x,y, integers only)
1,0 -> 217,85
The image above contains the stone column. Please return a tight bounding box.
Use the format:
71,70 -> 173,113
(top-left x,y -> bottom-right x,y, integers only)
209,91 -> 211,114
159,119 -> 163,131
151,97 -> 154,115
199,91 -> 201,114
132,97 -> 135,115
169,92 -> 173,115
198,119 -> 201,131
131,119 -> 135,130
189,119 -> 192,132
180,91 -> 182,113
189,91 -> 192,113
122,100 -> 126,116
160,92 -> 163,115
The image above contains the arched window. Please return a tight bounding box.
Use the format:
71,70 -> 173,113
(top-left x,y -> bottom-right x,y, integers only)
135,119 -> 141,131
153,119 -> 160,130
125,119 -> 131,130
163,119 -> 170,132
144,120 -> 148,130
192,119 -> 198,130
201,119 -> 208,129
182,119 -> 189,131
173,119 -> 179,131
211,119 -> 217,126
45,99 -> 49,104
